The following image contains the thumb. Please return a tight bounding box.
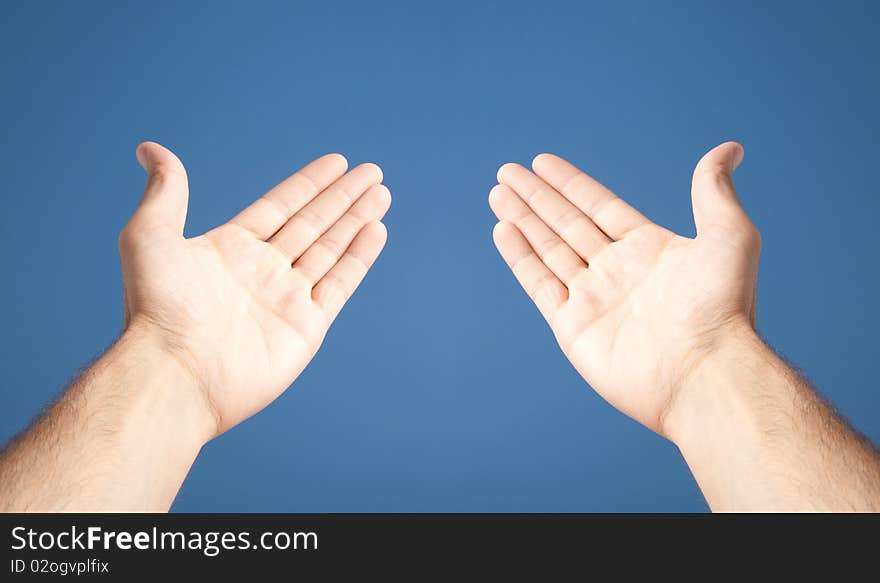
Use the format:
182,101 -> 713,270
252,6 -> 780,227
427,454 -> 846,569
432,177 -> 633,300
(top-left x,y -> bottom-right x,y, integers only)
131,141 -> 189,235
691,141 -> 750,237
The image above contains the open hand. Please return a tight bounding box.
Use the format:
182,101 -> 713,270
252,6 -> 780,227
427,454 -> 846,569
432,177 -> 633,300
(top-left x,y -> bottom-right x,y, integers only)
119,143 -> 390,435
490,143 -> 760,434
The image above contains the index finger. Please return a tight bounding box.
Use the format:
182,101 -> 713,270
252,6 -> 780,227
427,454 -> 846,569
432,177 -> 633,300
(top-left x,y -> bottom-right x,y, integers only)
531,153 -> 651,240
229,153 -> 349,239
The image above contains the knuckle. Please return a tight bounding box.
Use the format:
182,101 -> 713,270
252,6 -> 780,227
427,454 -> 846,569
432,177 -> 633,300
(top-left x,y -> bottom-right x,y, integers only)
292,170 -> 319,196
117,225 -> 136,249
538,238 -> 565,262
724,220 -> 762,252
746,223 -> 762,250
560,171 -> 588,196
296,208 -> 325,233
314,273 -> 347,304
556,207 -> 582,229
317,235 -> 344,258
558,214 -> 590,240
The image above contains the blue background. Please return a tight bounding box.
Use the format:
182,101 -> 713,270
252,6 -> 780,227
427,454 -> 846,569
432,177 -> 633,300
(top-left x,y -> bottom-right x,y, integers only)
1,1 -> 878,512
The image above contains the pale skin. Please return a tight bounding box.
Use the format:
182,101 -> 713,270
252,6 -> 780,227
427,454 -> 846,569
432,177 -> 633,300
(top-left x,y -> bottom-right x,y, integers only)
1,141 -> 878,512
0,143 -> 390,511
491,141 -> 880,511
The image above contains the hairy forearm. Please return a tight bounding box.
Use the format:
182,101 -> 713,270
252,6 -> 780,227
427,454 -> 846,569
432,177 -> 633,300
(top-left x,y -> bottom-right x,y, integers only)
0,323 -> 214,511
665,327 -> 880,511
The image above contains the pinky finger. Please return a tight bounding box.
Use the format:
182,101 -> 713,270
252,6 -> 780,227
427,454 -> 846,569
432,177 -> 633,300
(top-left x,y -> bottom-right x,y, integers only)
493,221 -> 568,325
313,221 -> 388,324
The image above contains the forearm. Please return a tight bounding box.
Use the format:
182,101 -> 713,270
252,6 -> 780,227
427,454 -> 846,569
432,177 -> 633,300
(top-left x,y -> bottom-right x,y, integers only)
665,327 -> 880,512
0,323 -> 215,511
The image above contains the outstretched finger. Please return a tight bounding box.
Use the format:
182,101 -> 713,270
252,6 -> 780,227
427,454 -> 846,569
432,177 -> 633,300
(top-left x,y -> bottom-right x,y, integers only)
531,153 -> 651,240
229,153 -> 348,239
498,162 -> 611,263
492,221 -> 568,324
489,184 -> 586,284
293,184 -> 391,283
312,221 -> 388,324
270,163 -> 383,262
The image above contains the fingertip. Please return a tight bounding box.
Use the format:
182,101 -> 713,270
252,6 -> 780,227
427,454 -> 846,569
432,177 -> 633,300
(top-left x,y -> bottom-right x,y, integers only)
358,162 -> 383,184
531,152 -> 556,171
496,162 -> 520,184
370,183 -> 392,212
135,141 -> 160,170
729,142 -> 745,170
694,142 -> 739,181
488,184 -> 505,209
322,152 -> 349,171
492,220 -> 514,244
366,219 -> 388,245
135,141 -> 185,179
707,141 -> 744,171
374,182 -> 392,199
136,141 -> 160,152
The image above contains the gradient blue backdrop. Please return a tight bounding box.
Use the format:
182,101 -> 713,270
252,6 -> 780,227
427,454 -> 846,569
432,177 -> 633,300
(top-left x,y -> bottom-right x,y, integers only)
1,1 -> 878,511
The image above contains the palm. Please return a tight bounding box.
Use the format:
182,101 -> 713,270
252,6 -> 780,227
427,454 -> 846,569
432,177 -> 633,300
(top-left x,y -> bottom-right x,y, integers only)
146,227 -> 327,427
120,144 -> 390,434
491,144 -> 760,433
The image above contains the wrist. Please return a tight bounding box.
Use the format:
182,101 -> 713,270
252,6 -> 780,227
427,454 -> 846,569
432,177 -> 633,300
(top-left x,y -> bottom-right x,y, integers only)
117,318 -> 218,446
659,321 -> 817,510
661,319 -> 769,446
